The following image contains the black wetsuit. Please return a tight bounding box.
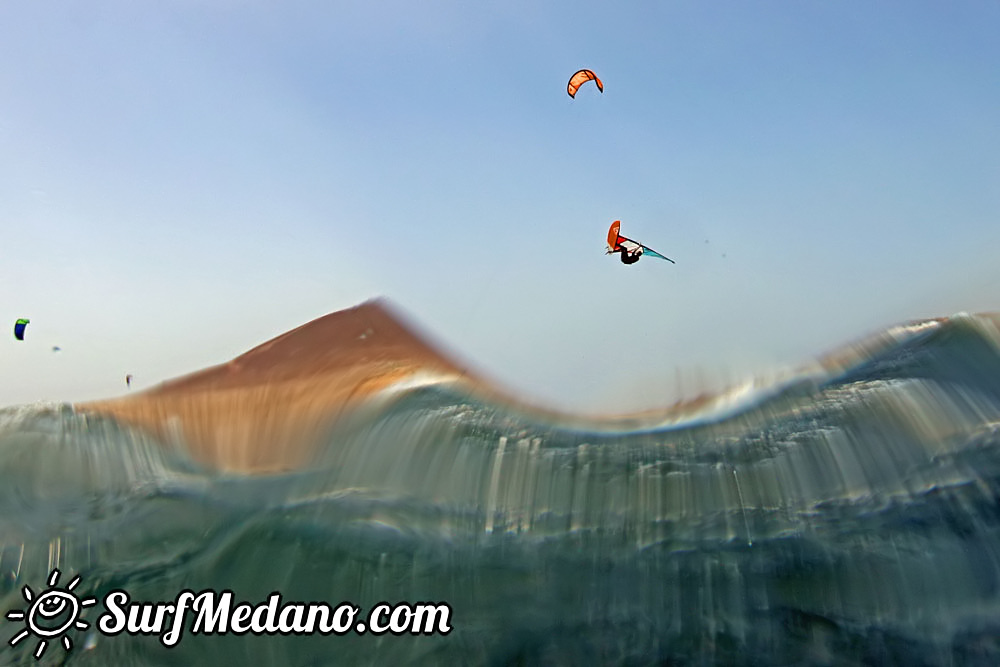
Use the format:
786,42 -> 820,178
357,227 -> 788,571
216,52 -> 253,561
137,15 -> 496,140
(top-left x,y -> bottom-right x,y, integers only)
620,249 -> 641,265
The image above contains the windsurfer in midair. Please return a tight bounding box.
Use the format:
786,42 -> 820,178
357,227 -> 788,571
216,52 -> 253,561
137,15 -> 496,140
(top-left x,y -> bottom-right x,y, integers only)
605,221 -> 674,266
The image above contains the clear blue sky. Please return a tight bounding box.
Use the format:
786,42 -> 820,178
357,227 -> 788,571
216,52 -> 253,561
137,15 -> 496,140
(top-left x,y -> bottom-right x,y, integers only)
2,1 -> 998,411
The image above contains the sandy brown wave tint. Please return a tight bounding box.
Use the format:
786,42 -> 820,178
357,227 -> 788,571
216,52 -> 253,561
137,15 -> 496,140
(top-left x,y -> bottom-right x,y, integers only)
77,300 -> 478,473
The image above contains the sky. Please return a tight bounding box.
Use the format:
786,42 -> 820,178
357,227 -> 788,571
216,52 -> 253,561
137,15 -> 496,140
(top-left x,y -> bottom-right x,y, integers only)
1,1 -> 999,411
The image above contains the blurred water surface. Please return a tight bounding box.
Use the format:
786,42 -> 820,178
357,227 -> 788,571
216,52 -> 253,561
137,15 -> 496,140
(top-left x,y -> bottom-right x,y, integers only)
3,314 -> 1000,665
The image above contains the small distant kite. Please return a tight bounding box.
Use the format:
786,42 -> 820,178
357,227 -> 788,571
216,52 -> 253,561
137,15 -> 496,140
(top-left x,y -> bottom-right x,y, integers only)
13,319 -> 29,341
606,221 -> 674,265
567,69 -> 603,98
52,346 -> 61,353
126,374 -> 134,389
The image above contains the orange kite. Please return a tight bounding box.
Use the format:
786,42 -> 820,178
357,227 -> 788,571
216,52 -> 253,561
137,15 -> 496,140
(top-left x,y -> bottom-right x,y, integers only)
567,69 -> 604,98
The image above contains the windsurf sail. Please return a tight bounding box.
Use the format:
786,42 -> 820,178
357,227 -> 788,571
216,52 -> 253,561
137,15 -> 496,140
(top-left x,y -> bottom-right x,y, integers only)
605,221 -> 675,263
13,318 -> 29,341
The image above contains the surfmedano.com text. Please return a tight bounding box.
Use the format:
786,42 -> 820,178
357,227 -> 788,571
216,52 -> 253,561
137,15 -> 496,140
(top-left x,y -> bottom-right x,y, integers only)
98,589 -> 453,647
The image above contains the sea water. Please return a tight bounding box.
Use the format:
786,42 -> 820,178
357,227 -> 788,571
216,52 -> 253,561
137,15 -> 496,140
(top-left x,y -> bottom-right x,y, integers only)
2,315 -> 1000,665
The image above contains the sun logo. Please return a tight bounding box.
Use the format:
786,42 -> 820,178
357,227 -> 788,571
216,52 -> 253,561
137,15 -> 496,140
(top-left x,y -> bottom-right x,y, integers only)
6,569 -> 97,660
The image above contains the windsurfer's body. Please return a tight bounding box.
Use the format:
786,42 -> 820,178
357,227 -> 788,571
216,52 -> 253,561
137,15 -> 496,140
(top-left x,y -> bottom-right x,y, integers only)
610,245 -> 643,264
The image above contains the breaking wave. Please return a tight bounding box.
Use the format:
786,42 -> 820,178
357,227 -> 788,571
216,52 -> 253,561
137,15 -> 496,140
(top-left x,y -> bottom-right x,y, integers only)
2,314 -> 1000,665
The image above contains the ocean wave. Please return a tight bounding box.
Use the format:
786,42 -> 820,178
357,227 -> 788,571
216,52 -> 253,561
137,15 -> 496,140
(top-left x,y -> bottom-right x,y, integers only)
2,314 -> 1000,664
